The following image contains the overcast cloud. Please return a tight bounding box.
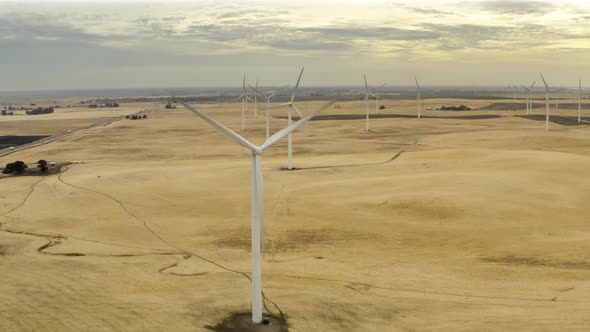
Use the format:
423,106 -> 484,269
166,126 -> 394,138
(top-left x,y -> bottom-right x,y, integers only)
0,0 -> 588,90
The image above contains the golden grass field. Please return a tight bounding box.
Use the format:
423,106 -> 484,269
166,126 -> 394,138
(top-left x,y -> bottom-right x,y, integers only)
1,96 -> 589,331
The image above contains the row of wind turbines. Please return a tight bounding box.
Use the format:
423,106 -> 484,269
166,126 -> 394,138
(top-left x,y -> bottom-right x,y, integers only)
182,68 -> 586,326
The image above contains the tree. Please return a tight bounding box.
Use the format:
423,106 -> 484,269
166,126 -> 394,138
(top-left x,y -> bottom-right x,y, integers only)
37,160 -> 48,172
13,161 -> 28,174
2,163 -> 15,174
1,110 -> 6,116
142,114 -> 147,119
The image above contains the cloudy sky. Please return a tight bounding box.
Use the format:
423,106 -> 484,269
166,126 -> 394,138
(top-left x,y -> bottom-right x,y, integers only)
0,0 -> 589,91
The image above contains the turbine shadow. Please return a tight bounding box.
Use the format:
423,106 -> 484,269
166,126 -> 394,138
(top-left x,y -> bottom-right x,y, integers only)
517,115 -> 590,126
276,113 -> 502,121
282,149 -> 404,171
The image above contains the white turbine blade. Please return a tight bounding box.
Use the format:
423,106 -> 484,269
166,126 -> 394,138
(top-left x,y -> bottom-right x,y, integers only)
260,101 -> 334,151
415,76 -> 421,91
181,102 -> 258,152
364,74 -> 369,93
580,76 -> 582,92
530,81 -> 537,89
266,102 -> 291,110
521,85 -> 529,92
292,104 -> 304,118
243,75 -> 246,91
290,67 -> 304,104
256,79 -> 258,89
235,95 -> 244,102
246,95 -> 254,102
540,73 -> 550,92
277,84 -> 290,93
248,85 -> 267,98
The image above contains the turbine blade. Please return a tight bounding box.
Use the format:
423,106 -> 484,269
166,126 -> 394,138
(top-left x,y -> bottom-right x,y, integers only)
364,74 -> 369,93
580,76 -> 582,92
539,73 -> 550,92
181,102 -> 258,152
292,104 -> 304,118
530,81 -> 536,89
266,102 -> 291,110
290,67 -> 304,104
260,101 -> 334,151
246,95 -> 254,102
521,85 -> 529,92
235,95 -> 244,102
256,79 -> 258,89
415,76 -> 421,91
278,84 -> 290,93
248,85 -> 266,98
243,75 -> 246,90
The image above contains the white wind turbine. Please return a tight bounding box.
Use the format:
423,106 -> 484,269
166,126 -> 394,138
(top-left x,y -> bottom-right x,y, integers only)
415,77 -> 423,119
528,81 -> 536,113
253,79 -> 259,119
265,67 -> 306,170
362,74 -> 375,131
236,75 -> 253,131
249,84 -> 290,139
540,73 -> 551,131
578,76 -> 583,123
521,85 -> 529,113
181,100 -> 333,324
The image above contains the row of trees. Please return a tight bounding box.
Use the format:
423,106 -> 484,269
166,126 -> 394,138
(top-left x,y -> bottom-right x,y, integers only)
1,110 -> 14,116
26,107 -> 54,115
2,160 -> 48,174
441,105 -> 472,111
126,114 -> 147,120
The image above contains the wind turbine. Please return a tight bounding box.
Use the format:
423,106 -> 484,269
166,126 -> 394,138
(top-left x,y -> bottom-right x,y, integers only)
236,75 -> 253,131
578,76 -> 583,123
249,84 -> 290,139
265,67 -> 306,170
540,73 -> 551,131
521,85 -> 530,114
415,77 -> 423,119
253,79 -> 259,119
362,74 -> 374,131
528,81 -> 536,113
181,99 -> 334,324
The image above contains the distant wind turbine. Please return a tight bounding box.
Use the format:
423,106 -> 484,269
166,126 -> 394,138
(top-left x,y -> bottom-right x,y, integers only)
181,99 -> 333,324
362,74 -> 374,131
578,76 -> 583,123
249,84 -> 290,138
254,79 -> 259,119
540,73 -> 551,131
521,85 -> 530,114
266,67 -> 306,170
415,77 -> 423,119
236,75 -> 253,131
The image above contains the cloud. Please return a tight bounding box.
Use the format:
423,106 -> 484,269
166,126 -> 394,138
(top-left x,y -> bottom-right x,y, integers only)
475,1 -> 552,15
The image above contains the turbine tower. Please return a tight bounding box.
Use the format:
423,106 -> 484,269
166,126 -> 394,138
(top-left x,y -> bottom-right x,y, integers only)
415,77 -> 423,119
266,67 -> 306,170
181,100 -> 333,324
540,73 -> 551,131
236,75 -> 253,131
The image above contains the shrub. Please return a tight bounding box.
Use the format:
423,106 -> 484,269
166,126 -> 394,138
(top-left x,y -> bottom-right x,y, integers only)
38,160 -> 48,172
